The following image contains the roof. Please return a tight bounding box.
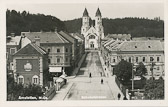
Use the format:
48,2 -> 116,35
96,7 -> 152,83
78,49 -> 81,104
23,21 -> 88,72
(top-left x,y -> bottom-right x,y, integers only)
83,8 -> 89,17
119,40 -> 163,51
95,8 -> 101,17
104,39 -> 164,52
59,31 -> 76,43
14,43 -> 46,56
104,34 -> 131,41
22,32 -> 70,44
6,36 -> 21,45
70,33 -> 85,41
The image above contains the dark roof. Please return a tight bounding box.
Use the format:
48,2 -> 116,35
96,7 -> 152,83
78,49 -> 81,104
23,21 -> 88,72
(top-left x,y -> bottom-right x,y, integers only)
83,8 -> 89,17
95,8 -> 101,17
14,43 -> 46,56
59,31 -> 77,43
22,32 -> 70,44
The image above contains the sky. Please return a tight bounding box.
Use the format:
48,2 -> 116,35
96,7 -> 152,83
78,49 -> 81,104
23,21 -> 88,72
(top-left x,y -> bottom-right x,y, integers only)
6,0 -> 164,21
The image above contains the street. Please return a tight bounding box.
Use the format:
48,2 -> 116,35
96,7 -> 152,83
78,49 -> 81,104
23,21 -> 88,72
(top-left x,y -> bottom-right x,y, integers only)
63,51 -> 115,100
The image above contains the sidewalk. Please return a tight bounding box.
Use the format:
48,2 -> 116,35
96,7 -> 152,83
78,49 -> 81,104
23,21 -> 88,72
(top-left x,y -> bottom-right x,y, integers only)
52,82 -> 74,100
98,51 -> 124,100
66,53 -> 87,79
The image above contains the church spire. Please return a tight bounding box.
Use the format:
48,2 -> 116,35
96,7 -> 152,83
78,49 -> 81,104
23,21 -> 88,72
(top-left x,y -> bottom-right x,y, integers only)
83,8 -> 89,17
95,7 -> 101,17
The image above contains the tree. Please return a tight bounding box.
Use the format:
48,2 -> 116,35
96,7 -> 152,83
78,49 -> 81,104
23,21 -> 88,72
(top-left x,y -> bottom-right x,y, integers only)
135,62 -> 147,77
144,77 -> 164,100
114,59 -> 132,83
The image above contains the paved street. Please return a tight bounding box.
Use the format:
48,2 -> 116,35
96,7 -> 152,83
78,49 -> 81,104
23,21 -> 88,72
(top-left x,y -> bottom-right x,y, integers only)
63,51 -> 115,100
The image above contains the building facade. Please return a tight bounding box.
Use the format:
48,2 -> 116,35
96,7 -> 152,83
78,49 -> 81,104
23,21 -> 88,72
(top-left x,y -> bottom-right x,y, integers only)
101,39 -> 164,77
22,31 -> 72,76
13,43 -> 49,86
81,8 -> 104,49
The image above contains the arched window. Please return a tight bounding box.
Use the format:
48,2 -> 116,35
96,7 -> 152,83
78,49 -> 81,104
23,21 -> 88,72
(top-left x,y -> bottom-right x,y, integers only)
18,75 -> 24,84
89,35 -> 95,39
32,75 -> 39,84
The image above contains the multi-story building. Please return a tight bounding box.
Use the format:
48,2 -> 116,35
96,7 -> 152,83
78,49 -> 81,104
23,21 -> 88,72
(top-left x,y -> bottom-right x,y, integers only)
6,33 -> 22,71
13,43 -> 49,86
81,8 -> 104,49
59,31 -> 78,68
70,33 -> 85,62
22,30 -> 72,76
101,39 -> 164,77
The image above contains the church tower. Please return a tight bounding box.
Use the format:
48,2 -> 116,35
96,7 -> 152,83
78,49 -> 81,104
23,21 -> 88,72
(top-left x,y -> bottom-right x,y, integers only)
81,8 -> 90,35
95,8 -> 104,39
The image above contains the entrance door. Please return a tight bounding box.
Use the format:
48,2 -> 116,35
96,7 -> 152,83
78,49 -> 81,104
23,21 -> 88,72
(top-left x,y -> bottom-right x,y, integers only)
90,42 -> 94,48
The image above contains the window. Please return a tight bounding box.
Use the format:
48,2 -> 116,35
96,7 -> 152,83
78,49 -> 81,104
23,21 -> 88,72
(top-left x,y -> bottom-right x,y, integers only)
148,46 -> 151,48
129,57 -> 131,63
89,35 -> 95,39
18,75 -> 24,84
157,66 -> 160,70
48,48 -> 50,53
66,57 -> 68,62
113,58 -> 116,63
32,75 -> 38,84
135,46 -> 137,48
57,58 -> 60,63
157,57 -> 160,62
48,59 -> 51,64
57,49 -> 60,53
143,57 -> 145,62
150,57 -> 154,62
136,57 -> 138,62
66,48 -> 68,52
10,48 -> 16,54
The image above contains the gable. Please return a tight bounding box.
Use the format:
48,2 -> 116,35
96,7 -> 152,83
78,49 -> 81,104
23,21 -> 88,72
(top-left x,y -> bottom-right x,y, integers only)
14,43 -> 45,56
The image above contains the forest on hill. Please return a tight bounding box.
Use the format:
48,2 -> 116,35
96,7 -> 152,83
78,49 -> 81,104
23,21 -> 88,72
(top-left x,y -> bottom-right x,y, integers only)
64,17 -> 164,38
7,9 -> 164,38
6,10 -> 66,36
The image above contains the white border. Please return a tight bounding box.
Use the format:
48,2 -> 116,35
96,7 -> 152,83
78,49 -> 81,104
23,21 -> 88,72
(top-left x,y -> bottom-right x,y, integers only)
0,0 -> 168,107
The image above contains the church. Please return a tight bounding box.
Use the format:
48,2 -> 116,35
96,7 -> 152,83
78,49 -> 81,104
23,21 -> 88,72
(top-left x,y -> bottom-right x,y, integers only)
81,8 -> 104,49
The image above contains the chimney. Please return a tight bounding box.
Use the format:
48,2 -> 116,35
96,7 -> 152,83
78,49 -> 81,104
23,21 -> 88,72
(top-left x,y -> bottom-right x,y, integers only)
11,33 -> 15,37
34,36 -> 40,46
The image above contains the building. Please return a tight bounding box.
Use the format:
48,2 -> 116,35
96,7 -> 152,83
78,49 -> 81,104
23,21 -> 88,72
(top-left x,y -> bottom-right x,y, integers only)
13,43 -> 49,86
70,33 -> 85,61
101,39 -> 164,77
6,33 -> 22,71
59,31 -> 78,68
22,30 -> 72,76
81,8 -> 104,49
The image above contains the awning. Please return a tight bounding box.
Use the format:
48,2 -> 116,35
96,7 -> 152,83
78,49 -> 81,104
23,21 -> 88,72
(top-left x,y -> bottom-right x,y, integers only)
49,67 -> 62,73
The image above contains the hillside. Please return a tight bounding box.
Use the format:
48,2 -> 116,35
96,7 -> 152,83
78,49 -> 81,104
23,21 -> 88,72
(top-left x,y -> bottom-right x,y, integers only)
64,17 -> 164,38
6,10 -> 66,36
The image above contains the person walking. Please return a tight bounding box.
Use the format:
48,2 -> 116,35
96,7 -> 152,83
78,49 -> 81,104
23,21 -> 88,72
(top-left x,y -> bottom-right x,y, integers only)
118,93 -> 121,100
101,78 -> 103,84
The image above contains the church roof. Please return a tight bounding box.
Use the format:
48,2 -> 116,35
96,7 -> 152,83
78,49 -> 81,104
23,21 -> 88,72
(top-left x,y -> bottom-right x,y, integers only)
83,8 -> 89,17
95,8 -> 101,17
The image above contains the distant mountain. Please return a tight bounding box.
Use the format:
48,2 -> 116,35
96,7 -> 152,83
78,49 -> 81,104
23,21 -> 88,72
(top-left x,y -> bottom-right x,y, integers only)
6,9 -> 66,36
64,17 -> 164,38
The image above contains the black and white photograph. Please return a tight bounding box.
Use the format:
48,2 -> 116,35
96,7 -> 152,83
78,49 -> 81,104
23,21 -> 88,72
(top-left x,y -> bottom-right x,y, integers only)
0,0 -> 167,106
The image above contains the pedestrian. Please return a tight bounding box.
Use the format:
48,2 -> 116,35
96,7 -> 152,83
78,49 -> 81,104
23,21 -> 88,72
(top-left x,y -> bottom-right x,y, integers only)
101,78 -> 103,84
118,93 -> 121,100
123,96 -> 128,100
89,72 -> 92,78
